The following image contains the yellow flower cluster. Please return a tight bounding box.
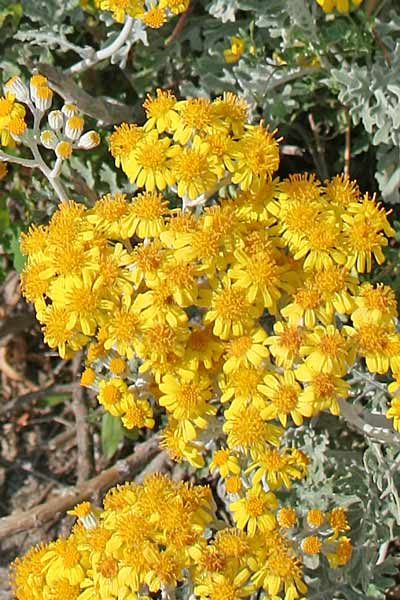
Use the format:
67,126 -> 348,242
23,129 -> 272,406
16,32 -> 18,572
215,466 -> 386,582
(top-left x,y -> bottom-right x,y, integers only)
315,0 -> 363,13
21,90 -> 399,451
95,0 -> 189,28
12,473 -> 352,600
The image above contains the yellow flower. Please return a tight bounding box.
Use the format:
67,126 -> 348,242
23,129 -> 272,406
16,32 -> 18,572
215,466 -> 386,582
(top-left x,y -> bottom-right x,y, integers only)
295,363 -> 349,416
212,92 -> 248,136
143,88 -> 179,133
229,124 -> 280,192
248,447 -> 305,490
204,277 -> 260,340
169,136 -> 220,199
259,369 -> 313,427
173,97 -> 214,144
109,122 -> 143,168
96,0 -> 144,22
159,0 -> 189,14
345,316 -> 400,374
230,484 -> 277,536
209,448 -> 241,478
387,397 -> 400,432
301,535 -> 321,555
352,282 -> 397,323
195,571 -> 254,600
159,372 -> 215,440
140,4 -> 167,28
306,508 -> 325,528
0,91 -> 26,146
342,194 -> 394,273
316,0 -> 363,13
266,321 -> 304,368
41,537 -> 85,586
223,327 -> 269,374
120,395 -> 155,429
123,130 -> 175,191
277,507 -> 297,529
98,378 -> 129,416
300,324 -> 353,376
230,246 -> 290,310
223,403 -> 283,453
224,36 -> 246,64
326,536 -> 353,568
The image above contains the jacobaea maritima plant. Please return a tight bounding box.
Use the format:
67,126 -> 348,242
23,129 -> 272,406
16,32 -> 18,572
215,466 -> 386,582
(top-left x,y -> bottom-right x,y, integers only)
5,77 -> 400,599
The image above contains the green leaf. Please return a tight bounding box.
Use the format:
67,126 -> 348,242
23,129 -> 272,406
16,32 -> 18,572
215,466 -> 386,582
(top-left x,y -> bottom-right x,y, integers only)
39,393 -> 71,407
101,413 -> 124,459
0,197 -> 10,231
9,227 -> 26,273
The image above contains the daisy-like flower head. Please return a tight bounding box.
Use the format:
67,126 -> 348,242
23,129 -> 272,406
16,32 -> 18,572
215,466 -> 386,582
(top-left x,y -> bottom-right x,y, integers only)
300,324 -> 353,376
229,123 -> 280,192
316,0 -> 363,13
169,135 -> 220,199
352,282 -> 397,322
259,369 -> 313,427
95,0 -> 145,22
109,122 -> 143,167
0,91 -> 26,146
143,88 -> 179,133
224,36 -> 246,64
159,0 -> 190,14
123,129 -> 175,191
173,97 -> 214,144
204,277 -> 260,340
295,363 -> 349,416
209,447 -> 241,478
223,327 -> 269,374
230,484 -> 277,536
266,321 -> 304,368
120,190 -> 169,238
140,3 -> 167,28
248,446 -> 305,490
212,92 -> 248,136
158,371 -> 215,441
345,316 -> 400,374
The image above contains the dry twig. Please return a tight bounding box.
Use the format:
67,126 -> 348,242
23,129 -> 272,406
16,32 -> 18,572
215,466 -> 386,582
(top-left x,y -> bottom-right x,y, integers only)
71,353 -> 93,484
0,436 -> 159,540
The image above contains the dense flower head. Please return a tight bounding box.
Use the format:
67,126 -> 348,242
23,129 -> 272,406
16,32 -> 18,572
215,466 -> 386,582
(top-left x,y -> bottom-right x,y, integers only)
0,91 -> 27,146
94,0 -> 188,25
12,474 -> 351,600
316,0 -> 363,12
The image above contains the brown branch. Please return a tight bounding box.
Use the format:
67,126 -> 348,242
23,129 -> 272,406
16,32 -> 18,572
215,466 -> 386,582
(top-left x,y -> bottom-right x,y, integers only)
165,1 -> 195,46
37,63 -> 134,125
344,108 -> 351,177
307,113 -> 329,181
71,353 -> 92,484
0,436 -> 159,540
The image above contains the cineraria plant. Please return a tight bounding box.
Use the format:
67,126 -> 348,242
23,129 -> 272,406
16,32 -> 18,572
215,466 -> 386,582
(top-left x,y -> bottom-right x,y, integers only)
4,71 -> 400,599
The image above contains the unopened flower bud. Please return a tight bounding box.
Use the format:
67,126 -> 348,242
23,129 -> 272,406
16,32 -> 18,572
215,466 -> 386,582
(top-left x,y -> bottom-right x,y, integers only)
65,115 -> 84,141
62,103 -> 78,118
33,85 -> 53,111
55,140 -> 73,160
4,76 -> 29,103
29,74 -> 47,98
48,110 -> 64,131
77,130 -> 101,150
40,130 -> 58,150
